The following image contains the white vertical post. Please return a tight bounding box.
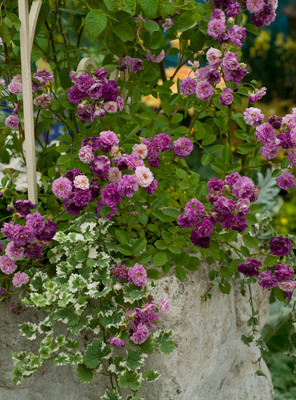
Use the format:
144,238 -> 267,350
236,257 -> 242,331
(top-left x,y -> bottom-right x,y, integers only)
18,0 -> 41,204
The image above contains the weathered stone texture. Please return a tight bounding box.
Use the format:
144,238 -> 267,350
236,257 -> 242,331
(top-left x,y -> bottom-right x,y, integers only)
0,259 -> 274,400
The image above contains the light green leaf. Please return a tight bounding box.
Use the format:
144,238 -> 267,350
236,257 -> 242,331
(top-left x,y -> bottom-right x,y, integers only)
153,252 -> 167,266
83,339 -> 111,369
85,10 -> 107,39
139,0 -> 158,18
76,364 -> 93,383
242,235 -> 258,249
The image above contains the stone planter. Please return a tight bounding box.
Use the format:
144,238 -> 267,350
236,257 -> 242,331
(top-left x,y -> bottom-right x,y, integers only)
0,257 -> 274,400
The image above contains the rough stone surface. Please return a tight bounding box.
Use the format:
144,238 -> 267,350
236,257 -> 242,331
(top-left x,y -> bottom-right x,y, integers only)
0,259 -> 274,400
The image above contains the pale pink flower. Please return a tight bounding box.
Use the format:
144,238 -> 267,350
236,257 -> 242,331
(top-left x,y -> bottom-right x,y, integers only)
132,144 -> 148,159
73,175 -> 90,190
12,271 -> 29,288
11,74 -> 22,83
79,145 -> 94,164
5,241 -> 24,261
278,280 -> 296,291
104,101 -> 118,113
135,166 -> 154,188
159,298 -> 170,314
110,145 -> 121,157
8,81 -> 22,94
108,167 -> 122,183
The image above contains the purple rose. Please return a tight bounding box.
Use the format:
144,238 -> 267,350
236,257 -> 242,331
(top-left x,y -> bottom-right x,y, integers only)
258,270 -> 278,289
13,226 -> 35,247
270,236 -> 293,256
190,228 -> 211,248
237,258 -> 261,276
107,337 -> 126,347
112,264 -> 128,281
143,179 -> 158,195
276,172 -> 296,191
67,86 -> 85,104
219,87 -> 233,107
173,137 -> 193,157
102,81 -> 119,101
26,212 -> 45,235
14,200 -> 37,217
128,263 -> 147,288
117,175 -> 139,198
274,264 -> 294,281
25,243 -> 43,259
101,183 -> 122,207
125,56 -> 144,73
35,221 -> 57,242
196,217 -> 215,237
177,210 -> 197,229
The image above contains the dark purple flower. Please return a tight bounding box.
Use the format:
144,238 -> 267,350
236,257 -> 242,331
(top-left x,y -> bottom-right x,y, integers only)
213,196 -> 236,214
35,221 -> 57,242
270,237 -> 293,256
10,302 -> 27,316
255,123 -> 275,144
207,177 -> 224,194
228,25 -> 246,47
0,288 -> 8,299
148,157 -> 161,168
276,132 -> 293,150
90,181 -> 101,201
260,142 -> 278,160
237,258 -> 261,276
221,212 -> 237,229
224,172 -> 240,188
90,156 -> 110,178
125,56 -> 144,73
268,114 -> 282,130
26,212 -> 45,235
154,132 -> 172,152
177,210 -> 198,229
13,226 -> 35,247
67,85 -> 85,104
77,105 -> 93,122
258,270 -> 278,289
232,215 -> 248,232
87,82 -> 104,99
25,243 -> 43,259
73,189 -> 92,207
63,197 -> 84,216
112,264 -> 128,281
276,172 -> 296,191
226,0 -> 241,17
95,200 -> 117,220
173,138 -> 194,157
94,67 -> 108,80
143,179 -> 158,195
81,137 -> 101,151
101,183 -> 122,207
251,4 -> 276,28
33,69 -> 54,83
196,217 -> 215,237
14,200 -> 37,217
232,176 -> 254,199
147,141 -> 163,158
1,221 -> 18,240
190,228 -> 211,248
117,175 -> 139,198
102,81 -> 119,101
65,168 -> 82,181
76,73 -> 93,93
274,264 -> 294,281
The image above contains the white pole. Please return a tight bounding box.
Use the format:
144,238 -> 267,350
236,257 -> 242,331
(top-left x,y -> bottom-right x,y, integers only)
18,0 -> 41,204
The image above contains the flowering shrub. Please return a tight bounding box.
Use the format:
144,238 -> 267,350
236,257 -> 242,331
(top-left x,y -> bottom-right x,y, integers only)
0,0 -> 296,396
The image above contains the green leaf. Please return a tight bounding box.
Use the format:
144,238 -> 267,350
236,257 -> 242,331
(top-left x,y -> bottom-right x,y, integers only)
162,209 -> 180,218
242,235 -> 258,249
171,113 -> 183,123
113,22 -> 135,41
147,269 -> 161,279
175,266 -> 186,281
234,113 -> 247,131
126,350 -> 145,371
139,0 -> 158,18
155,330 -> 176,354
5,13 -> 22,30
153,252 -> 167,266
144,20 -> 159,32
116,229 -> 130,245
122,0 -> 137,14
202,135 -> 216,146
118,370 -> 142,391
133,237 -> 147,253
75,249 -> 89,262
244,23 -> 259,35
222,144 -> 231,163
85,10 -> 107,39
219,281 -> 231,294
118,244 -> 133,256
101,389 -> 123,400
142,369 -> 161,382
256,369 -> 267,377
104,0 -> 118,12
139,214 -> 148,225
107,32 -> 126,57
237,143 -> 257,155
83,339 -> 111,369
0,23 -> 10,44
155,240 -> 168,250
190,30 -> 205,52
273,286 -> 286,303
201,154 -> 211,166
100,204 -> 112,219
77,364 -> 93,383
176,169 -> 188,180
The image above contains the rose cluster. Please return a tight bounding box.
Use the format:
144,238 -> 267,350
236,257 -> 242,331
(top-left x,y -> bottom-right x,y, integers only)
67,67 -> 124,122
5,69 -> 54,130
177,172 -> 260,248
243,106 -> 296,191
237,236 -> 295,299
0,200 -> 57,289
212,0 -> 276,29
180,47 -> 247,106
52,129 -> 193,218
109,263 -> 170,346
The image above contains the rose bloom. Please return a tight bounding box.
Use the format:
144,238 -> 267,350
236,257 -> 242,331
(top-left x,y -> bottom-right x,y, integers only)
132,144 -> 148,159
108,167 -> 122,183
135,166 -> 154,187
104,101 -> 118,113
73,175 -> 90,190
79,145 -> 94,164
52,177 -> 73,199
12,271 -> 29,288
278,280 -> 296,292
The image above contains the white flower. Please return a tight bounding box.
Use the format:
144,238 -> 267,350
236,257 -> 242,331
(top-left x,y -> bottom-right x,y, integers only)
13,172 -> 43,193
